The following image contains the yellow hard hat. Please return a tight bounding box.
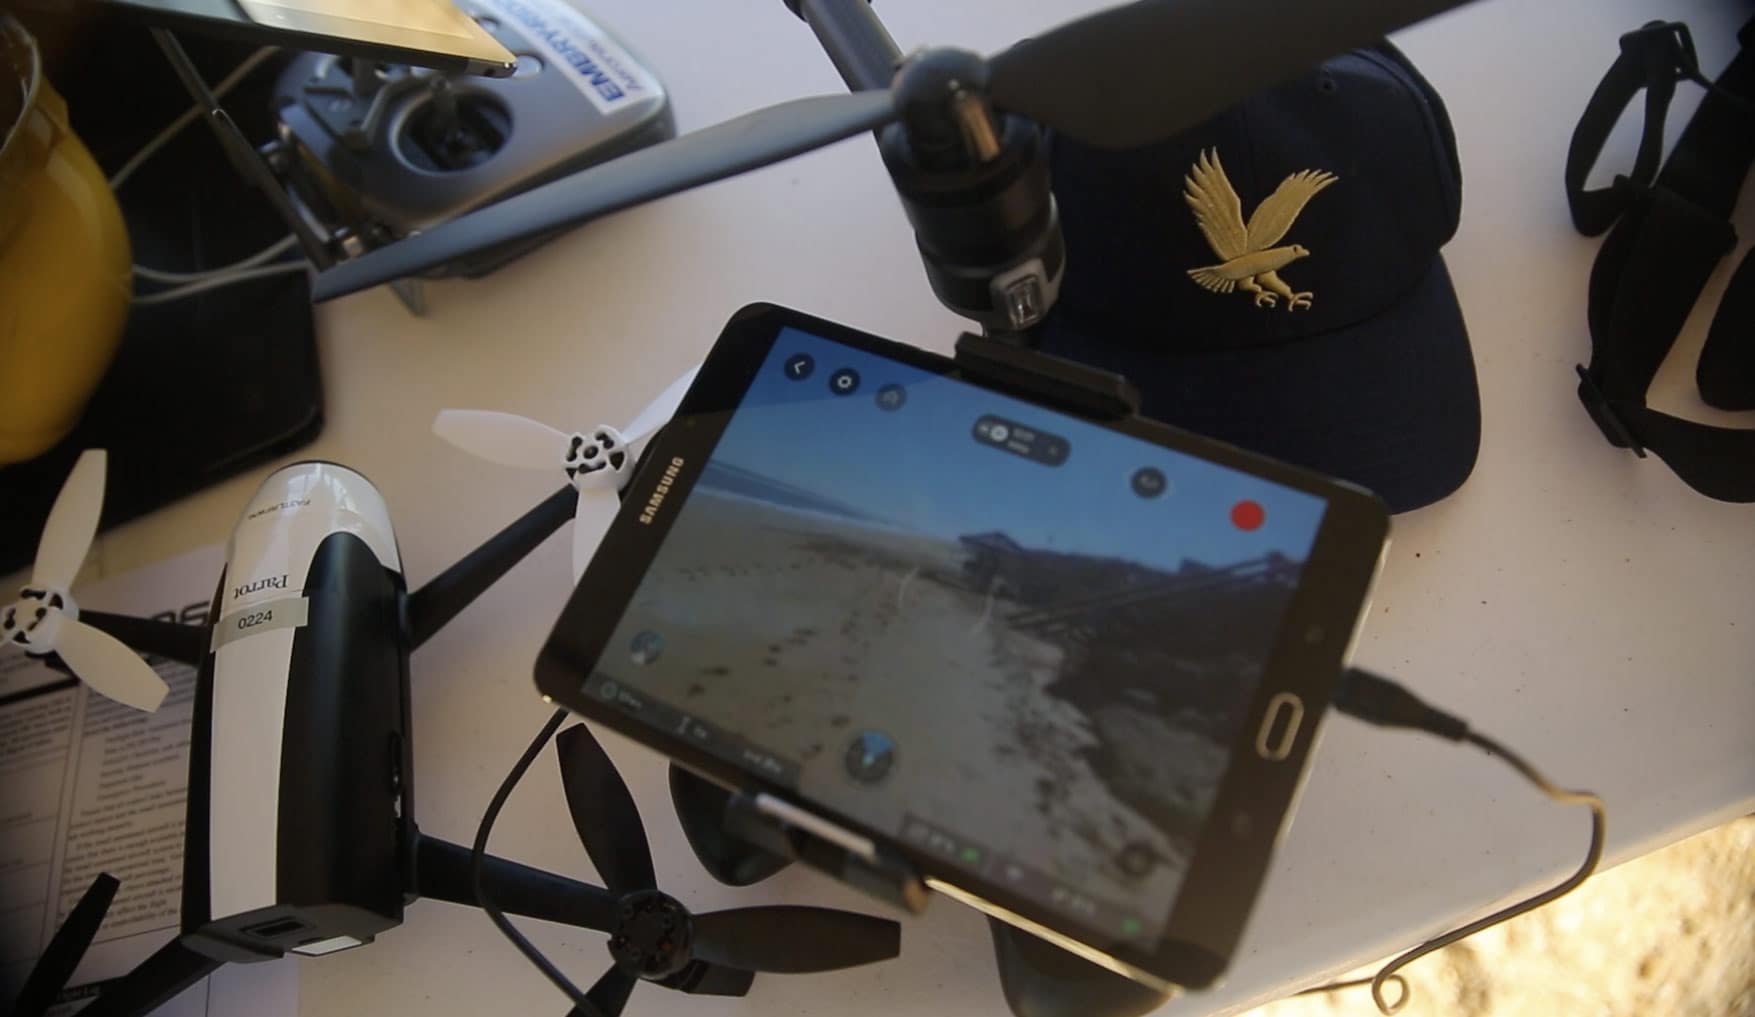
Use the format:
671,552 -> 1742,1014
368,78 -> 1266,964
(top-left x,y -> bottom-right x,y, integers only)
0,14 -> 131,465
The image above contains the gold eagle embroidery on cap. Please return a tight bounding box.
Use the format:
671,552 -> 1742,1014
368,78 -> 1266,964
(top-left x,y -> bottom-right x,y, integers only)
1183,148 -> 1337,311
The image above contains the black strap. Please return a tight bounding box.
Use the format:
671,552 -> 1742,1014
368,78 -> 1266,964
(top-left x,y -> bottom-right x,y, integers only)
1565,22 -> 1696,235
1566,19 -> 1755,502
1699,246 -> 1755,410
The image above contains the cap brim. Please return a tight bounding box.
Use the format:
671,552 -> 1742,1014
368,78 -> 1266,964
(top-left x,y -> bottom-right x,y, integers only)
1036,256 -> 1480,513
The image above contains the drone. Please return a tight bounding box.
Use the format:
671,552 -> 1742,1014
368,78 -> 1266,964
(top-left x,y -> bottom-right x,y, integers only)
312,0 -> 1478,336
5,371 -> 897,1017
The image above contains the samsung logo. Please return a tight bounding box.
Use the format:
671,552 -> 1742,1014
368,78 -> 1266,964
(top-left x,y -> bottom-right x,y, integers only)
639,458 -> 686,525
234,575 -> 288,599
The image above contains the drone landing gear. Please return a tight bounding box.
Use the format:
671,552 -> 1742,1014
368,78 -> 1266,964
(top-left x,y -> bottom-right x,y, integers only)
668,763 -> 794,886
987,918 -> 1172,1017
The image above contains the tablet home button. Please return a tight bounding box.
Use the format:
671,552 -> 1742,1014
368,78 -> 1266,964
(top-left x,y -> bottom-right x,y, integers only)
1255,692 -> 1304,762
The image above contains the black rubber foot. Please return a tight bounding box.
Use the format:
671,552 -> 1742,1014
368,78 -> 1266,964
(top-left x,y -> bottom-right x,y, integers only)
988,918 -> 1174,1017
668,764 -> 793,887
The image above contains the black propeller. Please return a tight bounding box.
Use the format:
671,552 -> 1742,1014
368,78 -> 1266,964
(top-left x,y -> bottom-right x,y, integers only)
312,93 -> 895,301
310,0 -> 1476,301
582,965 -> 637,1017
690,905 -> 903,974
559,724 -> 657,894
552,723 -> 900,1017
11,873 -> 118,1017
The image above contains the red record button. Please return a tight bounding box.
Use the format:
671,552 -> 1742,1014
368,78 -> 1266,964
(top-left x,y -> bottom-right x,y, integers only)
1231,500 -> 1265,531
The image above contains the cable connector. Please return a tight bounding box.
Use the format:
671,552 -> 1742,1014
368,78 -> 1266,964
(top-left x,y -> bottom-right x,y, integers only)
1309,667 -> 1607,1015
1335,667 -> 1470,741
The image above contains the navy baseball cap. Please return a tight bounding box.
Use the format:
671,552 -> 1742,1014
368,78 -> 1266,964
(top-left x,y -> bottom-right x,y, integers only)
1035,43 -> 1479,513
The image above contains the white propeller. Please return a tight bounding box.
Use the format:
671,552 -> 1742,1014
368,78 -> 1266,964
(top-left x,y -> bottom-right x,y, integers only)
2,450 -> 170,712
433,365 -> 701,581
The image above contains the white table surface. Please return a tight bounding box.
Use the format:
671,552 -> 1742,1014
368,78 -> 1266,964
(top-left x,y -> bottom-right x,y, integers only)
41,0 -> 1755,1013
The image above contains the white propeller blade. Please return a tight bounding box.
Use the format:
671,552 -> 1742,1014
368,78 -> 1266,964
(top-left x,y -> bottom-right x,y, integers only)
433,365 -> 701,582
7,449 -> 167,713
571,487 -> 623,583
433,411 -> 570,471
433,366 -> 702,473
566,364 -> 698,582
621,365 -> 701,448
33,449 -> 106,591
53,617 -> 170,712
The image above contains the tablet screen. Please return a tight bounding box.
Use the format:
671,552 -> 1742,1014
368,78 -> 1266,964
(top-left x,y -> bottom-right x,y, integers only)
585,324 -> 1328,947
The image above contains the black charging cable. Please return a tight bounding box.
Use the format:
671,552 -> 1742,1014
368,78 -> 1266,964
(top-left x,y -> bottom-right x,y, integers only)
469,707 -> 607,1017
1297,668 -> 1608,1014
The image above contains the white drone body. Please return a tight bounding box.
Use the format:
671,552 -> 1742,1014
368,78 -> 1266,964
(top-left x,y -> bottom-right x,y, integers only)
1,452 -> 416,974
184,461 -> 414,960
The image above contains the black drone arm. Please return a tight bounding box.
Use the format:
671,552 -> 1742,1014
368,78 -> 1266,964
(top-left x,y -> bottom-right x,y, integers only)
406,486 -> 576,649
412,835 -> 620,932
11,875 -> 118,1017
78,612 -> 211,667
70,937 -> 223,1017
786,0 -> 902,92
12,875 -> 219,1017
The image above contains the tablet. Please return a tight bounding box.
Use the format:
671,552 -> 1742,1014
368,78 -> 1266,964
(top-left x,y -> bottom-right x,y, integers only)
36,0 -> 516,77
537,303 -> 1389,991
